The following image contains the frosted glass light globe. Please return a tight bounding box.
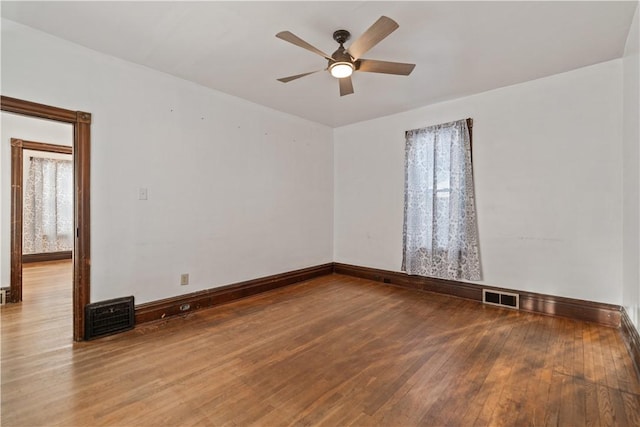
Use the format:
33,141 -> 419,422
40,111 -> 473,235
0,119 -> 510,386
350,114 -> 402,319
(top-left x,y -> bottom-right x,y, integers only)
330,62 -> 354,78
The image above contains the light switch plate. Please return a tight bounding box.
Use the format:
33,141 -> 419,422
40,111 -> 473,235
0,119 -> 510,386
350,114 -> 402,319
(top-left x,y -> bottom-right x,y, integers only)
139,187 -> 148,200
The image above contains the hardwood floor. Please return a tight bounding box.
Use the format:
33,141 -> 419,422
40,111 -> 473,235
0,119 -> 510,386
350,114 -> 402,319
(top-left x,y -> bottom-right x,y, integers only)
2,261 -> 640,426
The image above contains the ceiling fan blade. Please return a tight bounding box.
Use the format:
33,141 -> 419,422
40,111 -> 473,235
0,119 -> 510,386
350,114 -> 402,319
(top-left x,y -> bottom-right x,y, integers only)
347,16 -> 399,61
277,69 -> 323,83
357,59 -> 416,75
339,76 -> 354,97
276,31 -> 332,60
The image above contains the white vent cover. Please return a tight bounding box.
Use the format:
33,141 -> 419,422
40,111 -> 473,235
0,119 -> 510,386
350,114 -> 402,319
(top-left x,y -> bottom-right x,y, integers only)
483,289 -> 519,309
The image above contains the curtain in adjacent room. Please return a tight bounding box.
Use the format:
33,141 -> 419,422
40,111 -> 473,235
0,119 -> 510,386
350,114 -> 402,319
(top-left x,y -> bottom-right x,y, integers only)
402,119 -> 481,281
23,157 -> 73,254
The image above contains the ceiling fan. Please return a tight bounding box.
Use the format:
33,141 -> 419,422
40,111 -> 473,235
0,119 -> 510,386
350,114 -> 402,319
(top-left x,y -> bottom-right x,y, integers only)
276,16 -> 416,96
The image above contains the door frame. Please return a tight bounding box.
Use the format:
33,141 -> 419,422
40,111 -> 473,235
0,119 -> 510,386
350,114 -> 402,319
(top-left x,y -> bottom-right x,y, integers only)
3,96 -> 91,342
11,139 -> 73,298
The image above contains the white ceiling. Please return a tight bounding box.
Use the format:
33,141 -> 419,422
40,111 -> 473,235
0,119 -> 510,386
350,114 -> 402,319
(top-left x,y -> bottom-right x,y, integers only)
1,1 -> 637,127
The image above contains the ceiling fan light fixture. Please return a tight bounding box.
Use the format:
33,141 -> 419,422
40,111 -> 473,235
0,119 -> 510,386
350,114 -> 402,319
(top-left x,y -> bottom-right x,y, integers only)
330,62 -> 354,78
276,16 -> 414,96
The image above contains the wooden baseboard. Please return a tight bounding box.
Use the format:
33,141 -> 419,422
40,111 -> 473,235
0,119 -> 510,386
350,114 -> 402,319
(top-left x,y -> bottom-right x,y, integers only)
333,263 -> 621,328
135,263 -> 333,324
23,251 -> 72,263
517,289 -> 620,328
621,308 -> 640,379
333,263 -> 481,300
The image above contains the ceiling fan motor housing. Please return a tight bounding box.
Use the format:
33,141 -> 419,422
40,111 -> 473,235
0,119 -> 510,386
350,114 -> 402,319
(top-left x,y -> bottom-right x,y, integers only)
330,30 -> 354,67
332,29 -> 351,44
330,46 -> 353,64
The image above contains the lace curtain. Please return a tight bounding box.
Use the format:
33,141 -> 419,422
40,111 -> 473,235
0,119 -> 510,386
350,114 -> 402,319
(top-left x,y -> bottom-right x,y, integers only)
23,157 -> 73,254
402,119 -> 481,281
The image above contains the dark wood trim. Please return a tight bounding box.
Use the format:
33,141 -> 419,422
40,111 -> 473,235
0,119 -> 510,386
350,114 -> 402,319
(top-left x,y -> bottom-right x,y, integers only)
21,140 -> 73,154
73,111 -> 91,341
621,308 -> 640,379
23,251 -> 72,263
333,263 -> 621,328
1,96 -> 78,123
135,263 -> 334,324
334,263 -> 482,299
517,289 -> 620,328
466,117 -> 473,160
10,139 -> 24,303
3,96 -> 91,342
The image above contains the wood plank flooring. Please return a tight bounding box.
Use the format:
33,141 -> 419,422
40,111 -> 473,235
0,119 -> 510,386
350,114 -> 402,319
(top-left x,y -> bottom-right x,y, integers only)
2,260 -> 640,426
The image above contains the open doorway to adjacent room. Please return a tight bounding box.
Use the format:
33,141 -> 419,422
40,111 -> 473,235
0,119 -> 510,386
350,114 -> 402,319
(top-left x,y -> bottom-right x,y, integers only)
3,113 -> 74,341
1,97 -> 91,341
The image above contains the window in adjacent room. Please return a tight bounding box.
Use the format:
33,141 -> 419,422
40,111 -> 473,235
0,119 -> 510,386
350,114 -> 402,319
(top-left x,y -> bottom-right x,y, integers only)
23,155 -> 73,254
402,118 -> 481,281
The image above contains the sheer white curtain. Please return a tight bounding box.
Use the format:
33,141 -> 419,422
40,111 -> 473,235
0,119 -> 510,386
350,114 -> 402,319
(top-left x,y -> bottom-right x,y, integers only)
402,119 -> 481,280
23,157 -> 73,254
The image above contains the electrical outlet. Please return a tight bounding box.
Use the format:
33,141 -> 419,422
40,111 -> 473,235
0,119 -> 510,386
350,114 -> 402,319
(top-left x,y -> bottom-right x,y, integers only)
180,274 -> 189,286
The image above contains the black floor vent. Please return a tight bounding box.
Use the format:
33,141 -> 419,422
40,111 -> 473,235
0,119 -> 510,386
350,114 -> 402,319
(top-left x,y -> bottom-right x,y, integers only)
85,296 -> 135,340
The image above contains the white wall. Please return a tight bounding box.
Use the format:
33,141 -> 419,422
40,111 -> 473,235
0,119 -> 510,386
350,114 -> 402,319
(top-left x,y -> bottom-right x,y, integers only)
1,19 -> 334,304
1,16 -> 633,310
0,112 -> 73,287
623,6 -> 640,329
334,60 -> 623,305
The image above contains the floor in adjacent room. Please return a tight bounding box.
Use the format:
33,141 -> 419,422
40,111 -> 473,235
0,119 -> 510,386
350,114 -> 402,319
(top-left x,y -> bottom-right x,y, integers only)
2,260 -> 640,426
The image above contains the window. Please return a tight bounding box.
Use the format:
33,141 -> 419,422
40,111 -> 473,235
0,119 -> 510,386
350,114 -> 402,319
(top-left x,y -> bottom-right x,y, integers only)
23,157 -> 73,254
402,118 -> 481,281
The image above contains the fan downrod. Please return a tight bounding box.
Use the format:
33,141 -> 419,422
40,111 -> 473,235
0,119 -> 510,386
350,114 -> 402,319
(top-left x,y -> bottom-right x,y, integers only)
332,30 -> 351,45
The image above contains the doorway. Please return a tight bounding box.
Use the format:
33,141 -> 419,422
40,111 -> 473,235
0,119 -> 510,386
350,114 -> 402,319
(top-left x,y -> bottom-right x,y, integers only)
13,138 -> 74,288
2,96 -> 91,341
